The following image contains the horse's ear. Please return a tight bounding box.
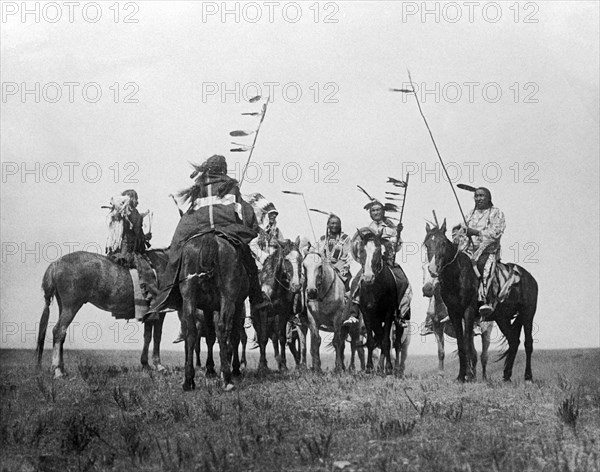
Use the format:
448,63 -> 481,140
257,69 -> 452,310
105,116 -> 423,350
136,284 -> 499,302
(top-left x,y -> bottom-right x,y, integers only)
294,235 -> 300,248
440,219 -> 446,233
355,228 -> 363,241
426,222 -> 431,234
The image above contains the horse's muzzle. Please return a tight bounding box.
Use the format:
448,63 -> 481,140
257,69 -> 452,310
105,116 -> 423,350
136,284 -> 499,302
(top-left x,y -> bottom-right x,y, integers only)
422,283 -> 434,297
290,283 -> 301,293
362,273 -> 375,285
306,288 -> 318,300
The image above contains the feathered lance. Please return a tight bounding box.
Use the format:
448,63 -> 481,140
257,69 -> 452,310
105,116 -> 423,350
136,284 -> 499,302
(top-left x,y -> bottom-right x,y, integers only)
236,100 -> 269,189
394,173 -> 409,253
391,71 -> 469,230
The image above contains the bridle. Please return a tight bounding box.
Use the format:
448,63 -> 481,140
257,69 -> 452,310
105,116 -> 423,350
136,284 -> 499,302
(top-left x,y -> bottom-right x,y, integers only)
427,234 -> 460,277
303,252 -> 336,301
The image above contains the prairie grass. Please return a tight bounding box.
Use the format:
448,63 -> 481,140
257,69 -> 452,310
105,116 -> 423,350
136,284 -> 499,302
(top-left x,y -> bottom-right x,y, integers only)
1,348 -> 599,471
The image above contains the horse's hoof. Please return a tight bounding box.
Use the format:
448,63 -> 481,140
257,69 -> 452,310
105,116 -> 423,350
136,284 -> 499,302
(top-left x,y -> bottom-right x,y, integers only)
182,379 -> 196,391
205,369 -> 217,378
223,383 -> 235,392
53,369 -> 66,379
155,364 -> 166,373
503,378 -> 512,383
232,369 -> 242,378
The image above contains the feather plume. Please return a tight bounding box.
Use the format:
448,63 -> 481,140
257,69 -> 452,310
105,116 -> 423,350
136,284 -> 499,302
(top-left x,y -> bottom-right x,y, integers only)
457,183 -> 477,192
229,130 -> 254,137
309,208 -> 331,216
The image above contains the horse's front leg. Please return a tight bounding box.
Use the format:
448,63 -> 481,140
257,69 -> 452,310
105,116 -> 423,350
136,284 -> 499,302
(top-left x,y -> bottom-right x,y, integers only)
306,303 -> 322,372
464,306 -> 477,381
141,320 -> 152,368
363,323 -> 375,373
434,323 -> 445,373
253,308 -> 269,372
333,325 -> 346,373
450,312 -> 467,382
381,318 -> 394,376
152,313 -> 166,372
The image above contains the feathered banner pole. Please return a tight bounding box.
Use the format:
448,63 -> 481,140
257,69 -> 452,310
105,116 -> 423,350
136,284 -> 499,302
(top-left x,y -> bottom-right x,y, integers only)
390,71 -> 469,229
230,95 -> 269,189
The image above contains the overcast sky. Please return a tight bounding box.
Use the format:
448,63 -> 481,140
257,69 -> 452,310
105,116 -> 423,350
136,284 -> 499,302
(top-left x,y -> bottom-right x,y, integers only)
1,1 -> 598,358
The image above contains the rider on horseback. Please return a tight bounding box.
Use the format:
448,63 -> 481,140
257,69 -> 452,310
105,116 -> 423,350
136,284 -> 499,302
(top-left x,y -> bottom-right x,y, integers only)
317,214 -> 351,290
250,199 -> 286,266
344,200 -> 411,327
106,189 -> 157,304
455,187 -> 506,318
147,155 -> 269,321
420,187 -> 505,336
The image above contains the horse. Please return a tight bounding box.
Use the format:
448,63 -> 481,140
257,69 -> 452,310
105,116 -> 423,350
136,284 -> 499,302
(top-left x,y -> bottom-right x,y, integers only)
36,250 -> 173,377
254,238 -> 303,371
178,234 -> 249,391
302,250 -> 363,372
424,221 -> 538,382
422,264 -> 493,378
349,228 -> 410,375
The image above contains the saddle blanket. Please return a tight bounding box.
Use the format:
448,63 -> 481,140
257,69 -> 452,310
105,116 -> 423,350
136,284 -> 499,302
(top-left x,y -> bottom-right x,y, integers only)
493,262 -> 521,304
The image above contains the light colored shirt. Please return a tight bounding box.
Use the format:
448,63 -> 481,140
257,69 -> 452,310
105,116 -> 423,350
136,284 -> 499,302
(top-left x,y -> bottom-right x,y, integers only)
318,233 -> 350,270
456,206 -> 506,261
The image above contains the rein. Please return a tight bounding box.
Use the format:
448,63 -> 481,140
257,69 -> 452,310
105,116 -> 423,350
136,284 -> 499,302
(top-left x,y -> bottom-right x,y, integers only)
304,252 -> 337,302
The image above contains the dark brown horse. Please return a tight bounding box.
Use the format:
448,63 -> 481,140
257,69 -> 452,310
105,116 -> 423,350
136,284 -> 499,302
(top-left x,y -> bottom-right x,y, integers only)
422,264 -> 493,378
36,250 -> 172,377
254,239 -> 303,371
424,221 -> 538,382
178,234 -> 248,391
349,228 -> 410,375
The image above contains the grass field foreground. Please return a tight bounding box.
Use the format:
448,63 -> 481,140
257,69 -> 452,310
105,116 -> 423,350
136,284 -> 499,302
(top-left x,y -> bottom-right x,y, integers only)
1,348 -> 599,472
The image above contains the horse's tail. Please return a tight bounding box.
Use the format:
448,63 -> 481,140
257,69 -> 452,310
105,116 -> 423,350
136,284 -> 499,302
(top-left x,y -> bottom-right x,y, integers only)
198,234 -> 219,272
36,262 -> 57,366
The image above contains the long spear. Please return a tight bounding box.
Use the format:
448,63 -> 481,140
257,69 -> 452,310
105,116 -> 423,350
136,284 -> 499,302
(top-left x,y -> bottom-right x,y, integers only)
238,100 -> 269,189
281,190 -> 317,244
391,71 -> 469,229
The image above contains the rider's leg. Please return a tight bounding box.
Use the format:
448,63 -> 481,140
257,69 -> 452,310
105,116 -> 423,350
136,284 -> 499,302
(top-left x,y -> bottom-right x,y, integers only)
240,245 -> 270,313
343,270 -> 362,325
476,253 -> 495,319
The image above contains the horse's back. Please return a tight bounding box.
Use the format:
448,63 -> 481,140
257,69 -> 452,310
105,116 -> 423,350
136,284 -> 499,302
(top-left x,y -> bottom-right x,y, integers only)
50,251 -> 132,306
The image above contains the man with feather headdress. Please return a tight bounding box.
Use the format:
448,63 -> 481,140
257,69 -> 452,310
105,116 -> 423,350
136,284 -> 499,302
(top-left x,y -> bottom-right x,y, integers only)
344,189 -> 412,327
106,189 -> 157,304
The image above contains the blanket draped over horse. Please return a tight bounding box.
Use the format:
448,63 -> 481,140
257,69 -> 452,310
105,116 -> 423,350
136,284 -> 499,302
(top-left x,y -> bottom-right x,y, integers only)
148,173 -> 258,316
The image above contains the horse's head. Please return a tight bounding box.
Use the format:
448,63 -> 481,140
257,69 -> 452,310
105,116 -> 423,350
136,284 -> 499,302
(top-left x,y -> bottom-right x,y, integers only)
302,249 -> 323,300
260,237 -> 302,298
423,219 -> 453,277
283,236 -> 303,294
352,227 -> 383,285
